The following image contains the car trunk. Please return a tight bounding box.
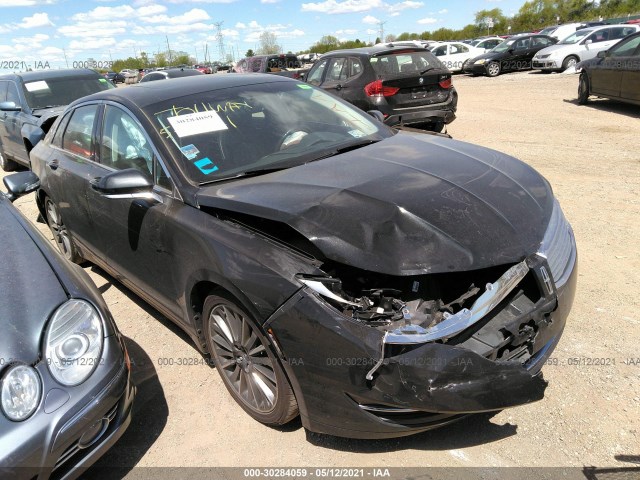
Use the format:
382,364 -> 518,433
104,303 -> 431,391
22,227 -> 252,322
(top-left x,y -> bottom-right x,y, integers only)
369,50 -> 452,108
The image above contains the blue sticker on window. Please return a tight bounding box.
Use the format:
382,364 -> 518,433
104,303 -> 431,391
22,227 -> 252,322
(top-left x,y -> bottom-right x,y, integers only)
180,144 -> 200,160
194,157 -> 219,175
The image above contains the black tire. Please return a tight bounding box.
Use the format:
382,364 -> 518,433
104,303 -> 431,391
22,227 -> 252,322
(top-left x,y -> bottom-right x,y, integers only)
562,56 -> 579,70
0,144 -> 18,172
44,196 -> 84,264
578,73 -> 590,105
486,61 -> 500,77
203,293 -> 298,425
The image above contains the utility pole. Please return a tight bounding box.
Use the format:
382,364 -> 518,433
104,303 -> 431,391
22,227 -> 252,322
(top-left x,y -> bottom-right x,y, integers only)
214,22 -> 225,62
378,21 -> 386,43
166,35 -> 172,66
63,49 -> 69,68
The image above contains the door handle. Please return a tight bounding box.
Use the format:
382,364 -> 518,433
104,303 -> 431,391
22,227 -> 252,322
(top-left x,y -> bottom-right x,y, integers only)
47,159 -> 59,170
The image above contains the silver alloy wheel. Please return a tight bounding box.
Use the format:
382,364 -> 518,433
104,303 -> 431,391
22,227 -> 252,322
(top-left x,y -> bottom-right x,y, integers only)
0,150 -> 5,169
208,303 -> 278,414
564,57 -> 577,69
46,200 -> 73,260
487,62 -> 500,77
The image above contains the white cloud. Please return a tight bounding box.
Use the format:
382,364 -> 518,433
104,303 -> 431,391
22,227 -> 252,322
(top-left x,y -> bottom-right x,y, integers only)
59,20 -> 127,38
386,0 -> 423,12
438,8 -> 448,13
69,37 -> 117,51
141,8 -> 210,24
71,5 -> 135,22
165,0 -> 237,3
222,28 -> 239,37
362,15 -> 380,24
302,0 -> 383,14
417,17 -> 438,24
236,22 -> 247,29
132,22 -> 212,35
335,29 -> 357,35
390,12 -> 400,16
261,0 -> 280,3
137,5 -> 167,15
19,12 -> 54,28
0,0 -> 55,6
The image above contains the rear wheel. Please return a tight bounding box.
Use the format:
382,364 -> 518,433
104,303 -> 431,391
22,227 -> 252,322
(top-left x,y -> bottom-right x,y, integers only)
578,73 -> 590,105
486,61 -> 500,77
0,144 -> 18,172
204,293 -> 298,425
45,197 -> 83,264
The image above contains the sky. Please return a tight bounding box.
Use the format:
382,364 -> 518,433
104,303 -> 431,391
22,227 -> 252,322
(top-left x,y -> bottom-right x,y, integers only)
0,0 -> 524,71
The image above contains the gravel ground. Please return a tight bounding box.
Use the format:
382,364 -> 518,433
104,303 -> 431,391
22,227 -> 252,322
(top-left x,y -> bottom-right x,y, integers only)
3,70 -> 639,474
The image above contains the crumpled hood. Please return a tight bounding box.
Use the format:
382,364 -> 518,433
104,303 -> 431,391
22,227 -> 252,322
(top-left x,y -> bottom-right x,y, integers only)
197,133 -> 554,275
0,199 -> 67,365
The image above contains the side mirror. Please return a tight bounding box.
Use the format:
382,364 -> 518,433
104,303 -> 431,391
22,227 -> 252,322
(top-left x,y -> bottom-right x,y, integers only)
367,110 -> 386,123
584,39 -> 592,48
90,168 -> 155,200
508,48 -> 514,54
3,171 -> 40,202
597,50 -> 606,58
0,101 -> 21,112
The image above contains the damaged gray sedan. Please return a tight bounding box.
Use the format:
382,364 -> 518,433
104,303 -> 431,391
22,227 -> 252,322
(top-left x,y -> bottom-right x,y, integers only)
29,74 -> 577,438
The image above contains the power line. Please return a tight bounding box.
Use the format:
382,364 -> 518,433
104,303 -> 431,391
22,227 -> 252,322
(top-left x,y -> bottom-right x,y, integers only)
214,22 -> 226,61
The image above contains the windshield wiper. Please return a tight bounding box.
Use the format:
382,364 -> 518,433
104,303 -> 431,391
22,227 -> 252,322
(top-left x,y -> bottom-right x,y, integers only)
32,105 -> 65,110
308,139 -> 380,162
199,167 -> 287,185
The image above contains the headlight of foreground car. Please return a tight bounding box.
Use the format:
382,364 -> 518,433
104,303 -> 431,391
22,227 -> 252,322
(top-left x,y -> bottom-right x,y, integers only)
1,365 -> 42,421
475,59 -> 487,65
45,299 -> 104,386
538,199 -> 575,284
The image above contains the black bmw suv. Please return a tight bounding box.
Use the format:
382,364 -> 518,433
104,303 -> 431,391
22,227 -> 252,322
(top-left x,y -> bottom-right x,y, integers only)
305,44 -> 457,132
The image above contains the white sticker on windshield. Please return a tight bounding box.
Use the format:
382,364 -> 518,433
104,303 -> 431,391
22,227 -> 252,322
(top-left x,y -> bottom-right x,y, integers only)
349,130 -> 365,138
24,80 -> 50,92
167,111 -> 228,138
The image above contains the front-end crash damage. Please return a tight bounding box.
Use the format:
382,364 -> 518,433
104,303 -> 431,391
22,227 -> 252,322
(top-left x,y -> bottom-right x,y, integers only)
263,210 -> 576,437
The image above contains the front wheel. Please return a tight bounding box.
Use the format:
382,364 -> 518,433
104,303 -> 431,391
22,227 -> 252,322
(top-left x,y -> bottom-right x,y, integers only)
204,294 -> 298,425
486,61 -> 500,77
0,144 -> 18,172
562,56 -> 578,70
578,73 -> 590,105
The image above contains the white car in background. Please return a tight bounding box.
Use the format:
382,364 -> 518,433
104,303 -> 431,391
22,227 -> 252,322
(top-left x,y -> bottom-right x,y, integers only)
431,42 -> 485,72
532,24 -> 640,71
470,37 -> 504,52
538,23 -> 582,40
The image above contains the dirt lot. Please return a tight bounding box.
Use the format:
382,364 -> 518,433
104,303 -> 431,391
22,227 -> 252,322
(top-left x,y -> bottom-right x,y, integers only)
3,71 -> 639,473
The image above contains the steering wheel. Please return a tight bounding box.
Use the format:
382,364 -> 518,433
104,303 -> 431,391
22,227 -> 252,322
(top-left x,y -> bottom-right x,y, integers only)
279,129 -> 310,150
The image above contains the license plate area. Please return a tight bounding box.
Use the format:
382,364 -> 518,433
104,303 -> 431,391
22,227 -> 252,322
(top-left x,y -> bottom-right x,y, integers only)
410,85 -> 437,99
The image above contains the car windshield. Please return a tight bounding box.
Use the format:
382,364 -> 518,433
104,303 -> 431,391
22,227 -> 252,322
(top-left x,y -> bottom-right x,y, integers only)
22,75 -> 113,110
539,27 -> 557,36
492,39 -> 515,52
560,29 -> 591,44
370,50 -> 443,75
149,81 -> 390,184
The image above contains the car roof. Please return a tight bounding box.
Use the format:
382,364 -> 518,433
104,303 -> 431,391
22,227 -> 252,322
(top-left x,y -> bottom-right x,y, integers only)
69,73 -> 295,110
321,44 -> 429,56
0,68 -> 99,82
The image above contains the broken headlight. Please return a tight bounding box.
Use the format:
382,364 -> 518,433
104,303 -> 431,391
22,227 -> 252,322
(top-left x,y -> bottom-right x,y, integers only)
538,199 -> 575,285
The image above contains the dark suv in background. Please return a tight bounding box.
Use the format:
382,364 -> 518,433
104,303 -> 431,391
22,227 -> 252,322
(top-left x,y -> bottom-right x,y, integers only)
305,44 -> 457,132
0,69 -> 113,171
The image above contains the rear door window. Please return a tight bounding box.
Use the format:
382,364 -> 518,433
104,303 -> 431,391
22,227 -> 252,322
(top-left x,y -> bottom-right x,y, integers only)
62,104 -> 98,159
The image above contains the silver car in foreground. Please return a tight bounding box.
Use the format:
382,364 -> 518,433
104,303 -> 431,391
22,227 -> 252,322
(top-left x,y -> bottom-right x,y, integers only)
532,24 -> 639,72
